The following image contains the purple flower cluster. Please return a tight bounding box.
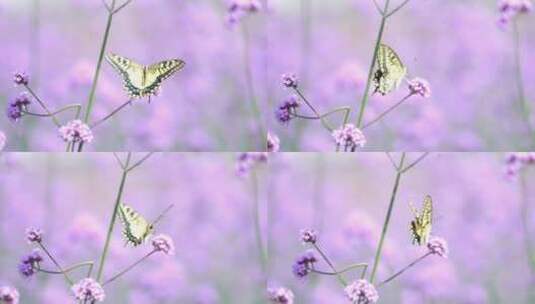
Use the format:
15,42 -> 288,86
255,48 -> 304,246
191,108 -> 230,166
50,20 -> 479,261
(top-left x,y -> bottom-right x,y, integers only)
226,0 -> 261,25
408,78 -> 432,98
332,124 -> 366,151
267,132 -> 280,152
151,234 -> 176,255
13,72 -> 29,86
281,73 -> 299,89
505,152 -> 535,177
498,0 -> 532,25
275,95 -> 300,125
58,120 -> 93,144
267,286 -> 294,304
236,152 -> 268,176
292,250 -> 317,278
26,227 -> 43,243
71,278 -> 105,302
0,286 -> 19,304
344,279 -> 379,304
427,236 -> 449,258
300,228 -> 317,245
18,249 -> 43,278
6,92 -> 32,122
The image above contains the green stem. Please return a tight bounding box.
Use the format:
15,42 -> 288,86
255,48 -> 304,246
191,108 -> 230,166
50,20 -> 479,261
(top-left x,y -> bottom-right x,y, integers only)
96,152 -> 131,282
312,243 -> 347,286
251,171 -> 267,280
241,23 -> 265,148
520,171 -> 535,273
22,104 -> 82,118
369,152 -> 405,283
512,20 -> 535,148
90,99 -> 132,129
24,85 -> 60,126
83,0 -> 117,124
37,242 -> 73,285
378,252 -> 431,287
356,0 -> 391,128
103,250 -> 156,286
311,262 -> 368,277
362,94 -> 412,130
38,261 -> 94,275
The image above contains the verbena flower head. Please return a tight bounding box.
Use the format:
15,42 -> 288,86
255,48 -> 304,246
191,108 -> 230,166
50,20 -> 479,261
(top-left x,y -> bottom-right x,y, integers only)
504,152 -> 535,178
58,120 -> 93,144
26,227 -> 43,243
344,279 -> 379,304
292,250 -> 317,278
267,132 -> 280,152
300,228 -> 317,245
275,95 -> 300,125
427,236 -> 449,258
71,278 -> 105,302
13,71 -> 29,86
151,234 -> 175,255
6,92 -> 32,122
332,124 -> 366,152
236,152 -> 268,176
281,73 -> 298,89
18,249 -> 43,278
226,0 -> 262,25
498,0 -> 532,26
408,78 -> 432,98
0,286 -> 19,304
0,131 -> 6,151
267,286 -> 295,304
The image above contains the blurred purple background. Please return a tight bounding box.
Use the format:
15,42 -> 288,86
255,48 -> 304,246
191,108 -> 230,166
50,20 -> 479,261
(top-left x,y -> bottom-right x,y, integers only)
0,152 -> 533,303
0,0 -> 534,151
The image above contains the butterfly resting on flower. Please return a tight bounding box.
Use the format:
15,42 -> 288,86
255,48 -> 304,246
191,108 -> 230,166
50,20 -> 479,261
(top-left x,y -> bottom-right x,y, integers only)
409,195 -> 433,246
373,44 -> 407,96
105,53 -> 185,102
117,203 -> 174,247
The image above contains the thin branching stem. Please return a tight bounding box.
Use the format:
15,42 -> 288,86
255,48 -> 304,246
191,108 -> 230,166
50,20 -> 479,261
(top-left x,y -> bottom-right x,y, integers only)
126,152 -> 155,172
386,152 -> 399,171
91,100 -> 133,129
362,94 -> 412,130
372,0 -> 384,15
378,252 -> 431,287
37,261 -> 94,275
103,250 -> 156,286
96,152 -> 131,282
22,104 -> 82,118
293,88 -> 335,131
113,0 -> 133,14
312,243 -> 346,286
385,0 -> 411,18
24,85 -> 60,126
400,152 -> 430,174
310,262 -> 368,277
37,242 -> 73,285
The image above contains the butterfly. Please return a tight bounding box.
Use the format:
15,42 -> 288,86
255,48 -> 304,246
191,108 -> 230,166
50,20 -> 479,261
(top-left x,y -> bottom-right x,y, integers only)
409,195 -> 433,246
373,44 -> 407,96
117,203 -> 174,247
105,53 -> 185,101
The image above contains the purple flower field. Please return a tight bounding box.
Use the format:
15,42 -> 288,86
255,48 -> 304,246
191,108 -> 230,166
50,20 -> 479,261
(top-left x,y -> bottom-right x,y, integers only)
0,0 -> 534,151
0,152 -> 534,303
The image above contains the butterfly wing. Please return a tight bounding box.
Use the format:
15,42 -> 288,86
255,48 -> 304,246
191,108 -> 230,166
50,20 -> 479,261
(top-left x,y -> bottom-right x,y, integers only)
142,59 -> 186,97
409,196 -> 433,246
105,53 -> 146,99
118,203 -> 152,246
373,44 -> 407,96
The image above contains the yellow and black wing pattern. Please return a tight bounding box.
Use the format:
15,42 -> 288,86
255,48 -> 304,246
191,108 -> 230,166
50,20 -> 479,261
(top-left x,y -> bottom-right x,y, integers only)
373,44 -> 407,96
409,195 -> 433,246
117,203 -> 153,246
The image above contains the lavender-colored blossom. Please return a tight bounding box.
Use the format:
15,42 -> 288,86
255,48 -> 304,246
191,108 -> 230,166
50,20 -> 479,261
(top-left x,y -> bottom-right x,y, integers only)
498,0 -> 532,25
18,249 -> 43,278
504,152 -> 535,177
281,73 -> 298,89
300,228 -> 317,244
267,132 -> 280,152
0,286 -> 19,304
58,120 -> 93,144
332,124 -> 366,151
275,95 -> 300,125
26,227 -> 43,243
13,71 -> 29,86
226,0 -> 261,25
236,152 -> 268,176
6,92 -> 32,122
267,286 -> 294,304
344,279 -> 379,304
292,250 -> 317,278
427,236 -> 449,258
151,234 -> 175,255
408,78 -> 432,98
71,278 -> 105,302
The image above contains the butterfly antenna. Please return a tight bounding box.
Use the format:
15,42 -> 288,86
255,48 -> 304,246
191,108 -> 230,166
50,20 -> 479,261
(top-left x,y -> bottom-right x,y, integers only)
151,204 -> 175,226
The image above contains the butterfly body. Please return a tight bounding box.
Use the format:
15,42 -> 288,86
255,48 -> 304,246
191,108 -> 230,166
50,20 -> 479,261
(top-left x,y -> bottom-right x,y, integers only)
106,53 -> 185,100
373,44 -> 407,96
118,203 -> 154,246
409,195 -> 433,246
